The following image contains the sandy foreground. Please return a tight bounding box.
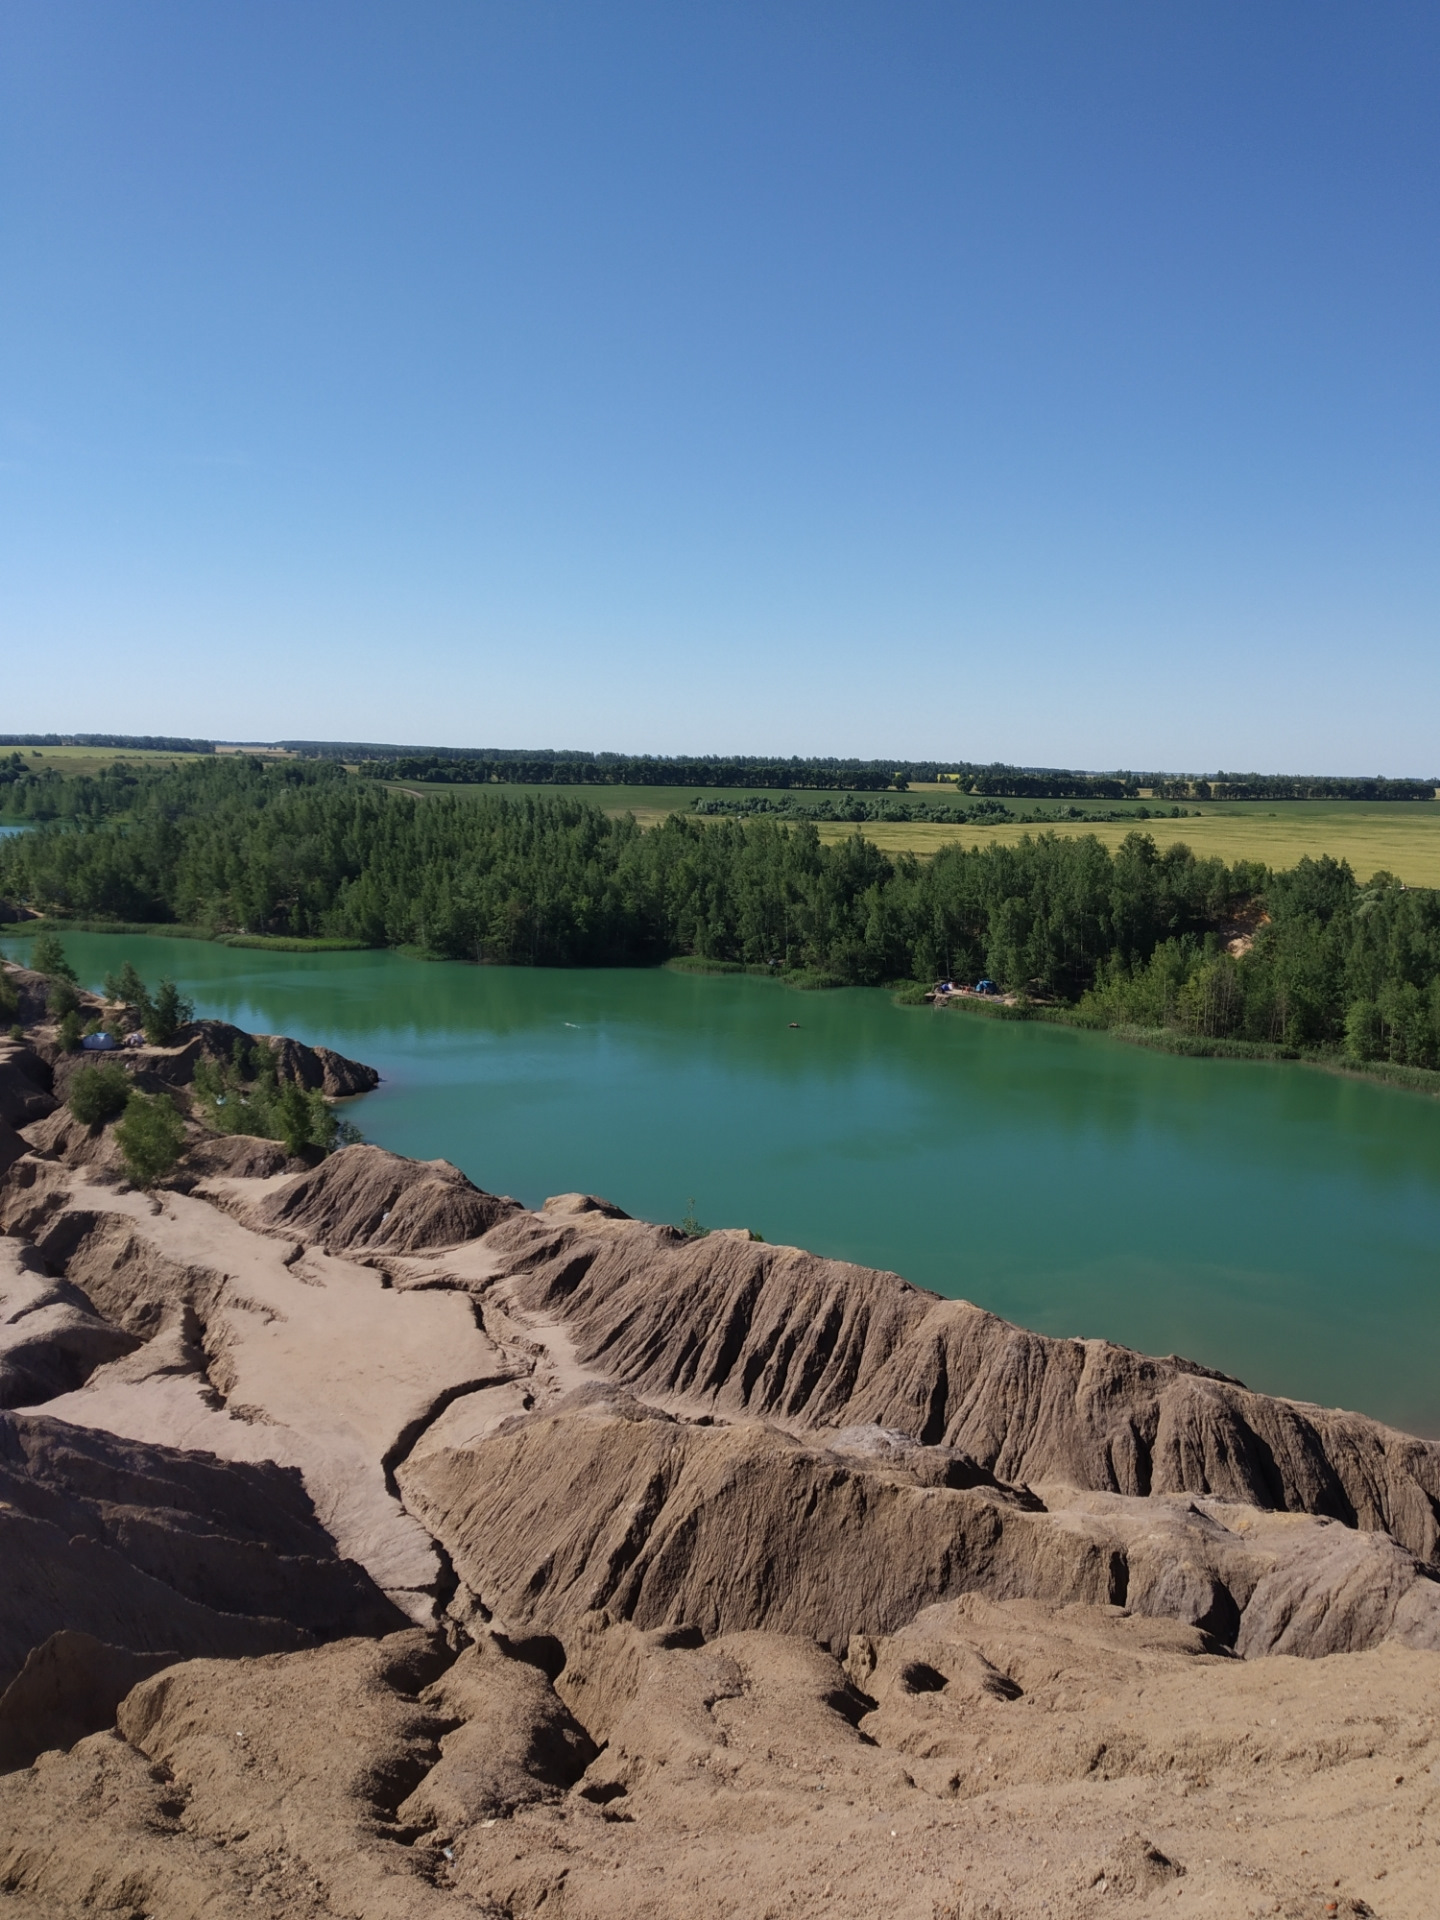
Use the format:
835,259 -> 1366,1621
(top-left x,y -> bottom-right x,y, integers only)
0,1002 -> 1437,1918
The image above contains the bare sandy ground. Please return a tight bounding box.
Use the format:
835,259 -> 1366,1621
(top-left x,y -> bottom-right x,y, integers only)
0,1071 -> 1437,1916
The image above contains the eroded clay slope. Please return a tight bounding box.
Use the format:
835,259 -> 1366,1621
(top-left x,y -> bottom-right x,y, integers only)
0,1236 -> 138,1406
251,1143 -> 521,1253
0,1597 -> 1435,1918
398,1387 -> 1440,1662
0,1408 -> 403,1767
479,1204 -> 1440,1562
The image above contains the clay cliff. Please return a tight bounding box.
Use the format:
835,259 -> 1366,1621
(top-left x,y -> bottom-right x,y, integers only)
483,1208 -> 1440,1562
0,961 -> 1437,1917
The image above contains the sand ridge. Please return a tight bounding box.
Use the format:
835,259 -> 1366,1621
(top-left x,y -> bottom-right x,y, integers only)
1,1008 -> 1438,1916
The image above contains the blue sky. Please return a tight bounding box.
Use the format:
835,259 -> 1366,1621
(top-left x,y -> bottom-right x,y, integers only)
3,2 -> 1438,770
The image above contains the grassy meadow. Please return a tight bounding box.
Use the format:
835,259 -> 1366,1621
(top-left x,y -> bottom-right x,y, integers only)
3,744 -> 205,779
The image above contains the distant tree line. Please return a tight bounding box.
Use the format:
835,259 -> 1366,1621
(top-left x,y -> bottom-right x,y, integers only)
358,752 -> 1437,803
0,757 -> 1250,987
7,738 -> 1431,803
0,734 -> 214,753
361,753 -> 907,790
691,793 -> 1019,824
690,793 -> 1192,826
360,752 -> 1149,795
4,756 -> 1440,1068
1149,773 -> 1436,802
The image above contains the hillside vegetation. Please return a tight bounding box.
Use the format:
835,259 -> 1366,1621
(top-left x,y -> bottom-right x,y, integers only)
3,756 -> 1439,1069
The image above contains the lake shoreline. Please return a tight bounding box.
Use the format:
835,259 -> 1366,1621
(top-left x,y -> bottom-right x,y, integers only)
916,987 -> 1440,1099
8,915 -> 1440,1103
5,926 -> 1440,1440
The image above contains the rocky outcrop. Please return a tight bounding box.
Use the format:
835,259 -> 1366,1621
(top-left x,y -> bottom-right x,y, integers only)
0,1239 -> 139,1407
0,1410 -> 404,1766
400,1392 -> 1126,1647
128,1020 -> 378,1099
0,1631 -> 175,1775
181,1130 -> 292,1179
0,1631 -> 511,1917
1,950 -> 380,1104
0,1115 -> 26,1179
261,1033 -> 380,1096
252,1143 -> 520,1252
482,1207 -> 1440,1565
393,1634 -> 599,1832
26,1208 -> 229,1339
19,1107 -> 128,1176
124,1018 -> 260,1091
0,967 -> 52,1027
0,1045 -> 56,1127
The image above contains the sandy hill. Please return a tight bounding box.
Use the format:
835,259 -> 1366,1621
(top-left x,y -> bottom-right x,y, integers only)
0,980 -> 1436,1917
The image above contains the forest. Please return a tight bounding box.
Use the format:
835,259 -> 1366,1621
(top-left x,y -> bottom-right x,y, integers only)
3,756 -> 1439,1069
0,755 -> 170,822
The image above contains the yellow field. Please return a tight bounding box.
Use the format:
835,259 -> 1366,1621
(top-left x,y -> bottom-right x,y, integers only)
814,806 -> 1440,885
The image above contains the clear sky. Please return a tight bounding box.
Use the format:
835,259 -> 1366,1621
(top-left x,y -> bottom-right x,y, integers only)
4,2 -> 1438,771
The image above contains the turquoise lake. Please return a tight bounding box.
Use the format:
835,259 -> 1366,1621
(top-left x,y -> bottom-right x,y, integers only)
6,928 -> 1440,1438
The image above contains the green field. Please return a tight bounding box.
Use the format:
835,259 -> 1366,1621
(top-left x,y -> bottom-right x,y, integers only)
388,781 -> 1440,885
813,801 -> 1440,884
2,744 -> 205,779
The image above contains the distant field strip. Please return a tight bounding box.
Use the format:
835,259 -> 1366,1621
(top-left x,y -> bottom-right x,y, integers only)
814,810 -> 1440,885
4,745 -> 205,778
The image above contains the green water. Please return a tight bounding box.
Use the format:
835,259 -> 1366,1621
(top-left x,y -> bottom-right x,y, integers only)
8,929 -> 1440,1438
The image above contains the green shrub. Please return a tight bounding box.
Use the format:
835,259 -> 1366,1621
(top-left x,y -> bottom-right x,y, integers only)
68,1061 -> 132,1127
191,1046 -> 358,1157
1344,998 -> 1383,1060
272,1081 -> 316,1156
143,978 -> 194,1047
0,972 -> 17,1021
890,982 -> 932,1006
7,1024 -> 22,1043
56,1009 -> 83,1052
47,978 -> 81,1019
29,931 -> 77,983
679,1197 -> 708,1238
114,1091 -> 186,1186
103,962 -> 153,1027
